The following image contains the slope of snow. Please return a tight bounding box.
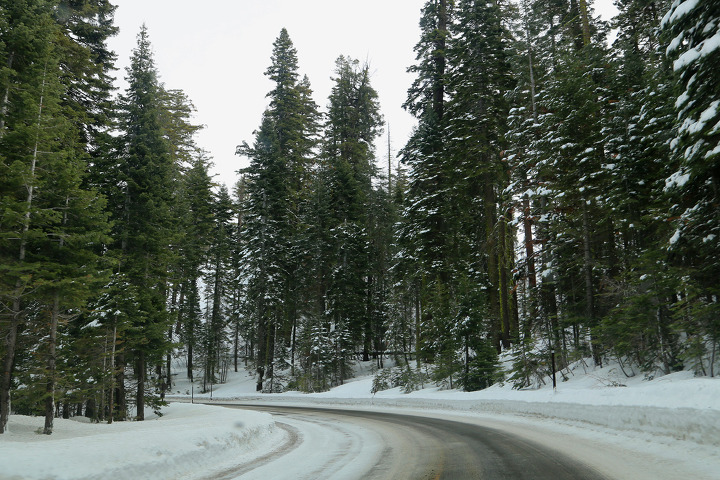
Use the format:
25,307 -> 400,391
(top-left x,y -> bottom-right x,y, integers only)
0,403 -> 281,480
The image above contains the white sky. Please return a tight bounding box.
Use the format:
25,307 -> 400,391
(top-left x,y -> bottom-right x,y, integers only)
106,0 -> 618,189
107,0 -> 426,188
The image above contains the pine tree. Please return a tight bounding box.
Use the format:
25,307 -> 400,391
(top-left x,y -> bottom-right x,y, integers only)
399,0 -> 452,368
201,185 -> 235,388
238,112 -> 287,392
591,0 -> 687,374
237,29 -> 318,392
156,89 -> 206,390
662,0 -> 720,373
318,56 -> 383,381
173,154 -> 214,383
446,0 -> 517,354
112,25 -> 175,420
399,0 -> 513,388
229,177 -> 249,373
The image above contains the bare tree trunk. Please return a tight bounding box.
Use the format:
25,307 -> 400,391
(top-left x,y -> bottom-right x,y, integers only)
578,0 -> 592,47
0,310 -> 19,434
0,51 -> 14,138
415,285 -> 422,369
234,320 -> 239,373
44,295 -> 60,434
166,327 -> 172,391
136,351 -> 145,421
484,175 -> 502,352
582,203 -> 601,366
291,313 -> 297,376
256,312 -> 266,391
187,341 -> 194,381
498,207 -> 513,348
522,17 -> 539,338
115,351 -> 126,422
44,195 -> 70,433
108,324 -> 117,424
522,195 -> 537,336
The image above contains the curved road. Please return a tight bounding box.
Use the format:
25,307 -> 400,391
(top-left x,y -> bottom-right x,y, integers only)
212,404 -> 607,480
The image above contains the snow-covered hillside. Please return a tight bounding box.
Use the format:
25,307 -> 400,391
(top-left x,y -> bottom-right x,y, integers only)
1,360 -> 719,479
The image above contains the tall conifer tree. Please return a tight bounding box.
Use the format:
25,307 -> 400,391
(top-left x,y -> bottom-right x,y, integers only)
237,29 -> 319,391
113,25 -> 175,420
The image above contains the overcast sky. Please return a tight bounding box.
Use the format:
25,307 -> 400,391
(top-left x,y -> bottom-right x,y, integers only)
106,1 -> 618,189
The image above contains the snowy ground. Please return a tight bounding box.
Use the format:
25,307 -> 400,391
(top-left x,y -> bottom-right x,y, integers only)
1,359 -> 719,479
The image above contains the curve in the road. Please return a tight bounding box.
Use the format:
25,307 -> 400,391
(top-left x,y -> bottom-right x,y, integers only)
216,404 -> 607,480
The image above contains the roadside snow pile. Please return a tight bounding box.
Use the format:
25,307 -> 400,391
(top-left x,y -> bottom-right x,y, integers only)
0,403 -> 280,480
179,359 -> 720,446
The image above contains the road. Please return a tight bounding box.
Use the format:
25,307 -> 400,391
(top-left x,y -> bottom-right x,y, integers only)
209,404 -> 609,480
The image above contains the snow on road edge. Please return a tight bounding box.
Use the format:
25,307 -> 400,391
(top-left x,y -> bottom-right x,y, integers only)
0,403 -> 281,480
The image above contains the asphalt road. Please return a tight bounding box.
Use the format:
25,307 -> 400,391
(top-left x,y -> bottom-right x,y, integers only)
216,404 -> 608,480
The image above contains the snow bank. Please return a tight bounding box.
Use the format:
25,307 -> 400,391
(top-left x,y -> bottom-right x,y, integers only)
283,394 -> 720,446
0,403 -> 280,480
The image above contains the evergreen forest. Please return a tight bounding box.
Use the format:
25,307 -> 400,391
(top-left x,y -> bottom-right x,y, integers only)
1,0 -> 718,434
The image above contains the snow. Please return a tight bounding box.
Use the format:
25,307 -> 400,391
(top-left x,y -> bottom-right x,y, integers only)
675,89 -> 690,108
670,228 -> 682,245
2,359 -> 719,479
661,0 -> 700,29
1,403 -> 282,480
665,169 -> 691,190
667,31 -> 685,54
679,100 -> 720,135
674,30 -> 720,71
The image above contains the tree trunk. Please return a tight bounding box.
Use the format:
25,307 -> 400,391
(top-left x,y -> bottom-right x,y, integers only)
108,324 -> 117,424
209,255 -> 223,382
0,51 -> 14,138
290,313 -> 297,376
43,295 -> 60,434
415,285 -> 422,369
484,175 -> 501,352
256,313 -> 266,391
100,329 -> 108,422
234,321 -> 239,373
498,206 -> 513,348
433,0 -> 447,121
115,351 -> 126,422
582,203 -> 601,366
0,310 -> 19,434
522,194 -> 537,336
136,351 -> 145,421
577,0 -> 592,47
187,342 -> 194,382
166,327 -> 172,391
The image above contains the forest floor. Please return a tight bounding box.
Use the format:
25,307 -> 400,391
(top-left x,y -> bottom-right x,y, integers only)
1,358 -> 719,479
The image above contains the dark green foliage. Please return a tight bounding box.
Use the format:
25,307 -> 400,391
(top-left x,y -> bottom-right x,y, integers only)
661,0 -> 720,367
0,0 -> 115,433
460,339 -> 503,391
237,29 -> 320,392
108,25 -> 177,420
